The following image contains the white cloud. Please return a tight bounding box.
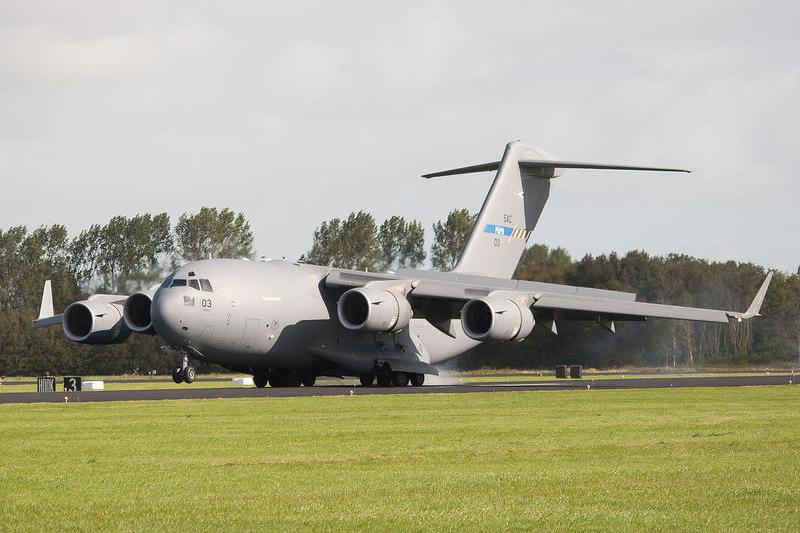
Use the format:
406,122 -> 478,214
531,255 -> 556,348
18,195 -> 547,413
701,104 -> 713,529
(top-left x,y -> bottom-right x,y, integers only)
0,0 -> 798,271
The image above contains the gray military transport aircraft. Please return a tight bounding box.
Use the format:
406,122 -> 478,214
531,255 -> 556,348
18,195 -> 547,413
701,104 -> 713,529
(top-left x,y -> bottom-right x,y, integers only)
33,142 -> 773,387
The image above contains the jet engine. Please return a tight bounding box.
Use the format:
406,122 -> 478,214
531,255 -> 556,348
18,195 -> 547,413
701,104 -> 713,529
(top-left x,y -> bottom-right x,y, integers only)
62,298 -> 131,344
337,287 -> 413,333
123,290 -> 157,335
461,296 -> 534,342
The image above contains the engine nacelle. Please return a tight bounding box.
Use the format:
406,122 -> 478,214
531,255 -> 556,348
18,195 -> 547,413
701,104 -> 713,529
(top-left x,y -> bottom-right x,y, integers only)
62,298 -> 131,344
123,290 -> 157,335
337,287 -> 413,333
461,296 -> 535,342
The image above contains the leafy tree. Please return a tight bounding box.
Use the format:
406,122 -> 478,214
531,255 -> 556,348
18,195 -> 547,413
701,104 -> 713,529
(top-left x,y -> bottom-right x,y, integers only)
431,209 -> 476,271
174,208 -> 253,262
302,218 -> 343,266
514,244 -> 572,283
336,211 -> 379,270
70,214 -> 173,293
303,212 -> 425,272
0,225 -> 77,310
377,216 -> 426,271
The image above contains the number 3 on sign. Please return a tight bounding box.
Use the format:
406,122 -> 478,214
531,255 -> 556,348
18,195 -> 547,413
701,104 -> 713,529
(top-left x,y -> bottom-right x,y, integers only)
64,376 -> 81,392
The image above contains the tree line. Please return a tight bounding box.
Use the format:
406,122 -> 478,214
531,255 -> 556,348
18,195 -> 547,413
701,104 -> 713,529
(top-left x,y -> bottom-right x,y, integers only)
0,208 -> 253,375
1,207 -> 798,375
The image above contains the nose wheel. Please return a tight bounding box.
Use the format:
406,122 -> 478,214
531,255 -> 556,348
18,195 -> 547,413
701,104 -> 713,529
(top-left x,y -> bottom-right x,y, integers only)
171,355 -> 196,384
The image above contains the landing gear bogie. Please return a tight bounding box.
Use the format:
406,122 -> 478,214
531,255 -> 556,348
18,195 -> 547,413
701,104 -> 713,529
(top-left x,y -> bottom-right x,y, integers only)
370,368 -> 424,387
391,371 -> 410,387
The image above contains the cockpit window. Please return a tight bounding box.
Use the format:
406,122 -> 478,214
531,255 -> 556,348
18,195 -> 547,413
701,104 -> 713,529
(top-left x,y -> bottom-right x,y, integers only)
170,279 -> 187,287
200,279 -> 213,292
188,279 -> 200,291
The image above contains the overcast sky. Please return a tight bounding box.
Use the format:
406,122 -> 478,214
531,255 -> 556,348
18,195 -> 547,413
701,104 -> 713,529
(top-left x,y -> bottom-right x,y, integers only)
1,1 -> 798,272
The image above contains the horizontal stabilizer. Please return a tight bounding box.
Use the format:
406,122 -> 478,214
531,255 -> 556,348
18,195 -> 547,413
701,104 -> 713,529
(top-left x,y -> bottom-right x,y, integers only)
518,160 -> 690,174
422,161 -> 501,178
423,159 -> 689,178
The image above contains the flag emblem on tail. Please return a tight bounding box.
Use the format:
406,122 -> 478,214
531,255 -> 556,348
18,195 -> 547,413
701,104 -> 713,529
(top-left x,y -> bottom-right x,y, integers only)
483,224 -> 531,240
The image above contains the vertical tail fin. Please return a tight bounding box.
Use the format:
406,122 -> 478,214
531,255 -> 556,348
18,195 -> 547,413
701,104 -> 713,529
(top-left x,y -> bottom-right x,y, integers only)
424,142 -> 557,278
423,141 -> 690,279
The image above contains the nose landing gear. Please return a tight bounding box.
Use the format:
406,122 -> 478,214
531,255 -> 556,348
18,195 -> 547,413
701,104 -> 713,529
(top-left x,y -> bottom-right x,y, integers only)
171,354 -> 196,384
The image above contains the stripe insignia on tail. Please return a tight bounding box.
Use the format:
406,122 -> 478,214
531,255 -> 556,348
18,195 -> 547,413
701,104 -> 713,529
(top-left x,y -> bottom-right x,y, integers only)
483,224 -> 531,240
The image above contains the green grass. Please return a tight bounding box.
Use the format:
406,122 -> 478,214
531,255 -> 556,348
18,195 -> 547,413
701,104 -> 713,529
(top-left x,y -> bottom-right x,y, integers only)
1,387 -> 799,531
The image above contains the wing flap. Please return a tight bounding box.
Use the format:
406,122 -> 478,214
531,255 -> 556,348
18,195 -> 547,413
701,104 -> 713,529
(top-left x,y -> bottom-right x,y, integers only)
533,295 -> 731,324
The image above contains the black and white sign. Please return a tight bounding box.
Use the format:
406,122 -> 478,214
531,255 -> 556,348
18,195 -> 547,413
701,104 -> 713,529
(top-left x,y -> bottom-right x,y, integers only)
37,377 -> 56,392
63,376 -> 81,392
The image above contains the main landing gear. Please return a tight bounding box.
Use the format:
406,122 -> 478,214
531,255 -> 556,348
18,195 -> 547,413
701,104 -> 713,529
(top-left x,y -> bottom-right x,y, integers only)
360,370 -> 425,387
172,355 -> 196,384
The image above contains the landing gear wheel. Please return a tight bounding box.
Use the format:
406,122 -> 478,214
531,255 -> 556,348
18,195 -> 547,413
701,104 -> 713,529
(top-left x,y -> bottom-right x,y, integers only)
376,374 -> 392,387
359,375 -> 375,387
300,374 -> 316,387
409,373 -> 425,387
253,371 -> 269,388
183,366 -> 196,384
171,367 -> 183,384
391,371 -> 410,387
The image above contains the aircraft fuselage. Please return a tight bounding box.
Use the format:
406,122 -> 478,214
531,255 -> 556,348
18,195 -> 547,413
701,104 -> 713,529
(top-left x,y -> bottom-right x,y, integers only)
150,259 -> 477,377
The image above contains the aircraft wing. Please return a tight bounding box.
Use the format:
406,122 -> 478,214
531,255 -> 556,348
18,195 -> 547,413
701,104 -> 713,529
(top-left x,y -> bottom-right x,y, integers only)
325,269 -> 773,328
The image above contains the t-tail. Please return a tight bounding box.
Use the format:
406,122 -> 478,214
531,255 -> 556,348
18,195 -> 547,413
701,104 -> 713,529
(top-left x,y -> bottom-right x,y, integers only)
423,141 -> 690,278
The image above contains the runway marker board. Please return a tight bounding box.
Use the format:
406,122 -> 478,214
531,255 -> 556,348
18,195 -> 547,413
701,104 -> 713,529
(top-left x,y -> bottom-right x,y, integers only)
64,376 -> 81,391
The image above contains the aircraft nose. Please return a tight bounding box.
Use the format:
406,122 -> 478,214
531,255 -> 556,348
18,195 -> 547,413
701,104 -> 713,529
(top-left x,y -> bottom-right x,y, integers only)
151,288 -> 185,343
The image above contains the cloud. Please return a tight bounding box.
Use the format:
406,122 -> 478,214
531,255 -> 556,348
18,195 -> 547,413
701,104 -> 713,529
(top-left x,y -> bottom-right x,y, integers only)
0,0 -> 798,272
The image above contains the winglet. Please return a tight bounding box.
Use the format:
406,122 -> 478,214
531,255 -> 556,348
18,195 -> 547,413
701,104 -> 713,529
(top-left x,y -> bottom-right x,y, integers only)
32,280 -> 63,328
729,272 -> 774,322
38,280 -> 54,320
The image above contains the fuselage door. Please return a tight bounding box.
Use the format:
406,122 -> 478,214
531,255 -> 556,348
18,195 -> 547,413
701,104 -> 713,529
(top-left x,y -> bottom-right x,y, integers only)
241,318 -> 261,351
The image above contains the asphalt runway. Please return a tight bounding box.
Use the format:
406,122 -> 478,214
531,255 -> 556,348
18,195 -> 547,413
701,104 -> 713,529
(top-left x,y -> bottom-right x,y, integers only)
0,374 -> 796,404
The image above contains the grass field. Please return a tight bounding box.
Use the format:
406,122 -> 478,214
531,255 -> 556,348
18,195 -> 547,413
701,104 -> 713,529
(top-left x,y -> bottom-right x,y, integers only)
1,386 -> 799,531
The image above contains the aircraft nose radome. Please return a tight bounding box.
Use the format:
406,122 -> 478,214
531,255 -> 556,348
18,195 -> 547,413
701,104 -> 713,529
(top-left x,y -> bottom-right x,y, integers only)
151,289 -> 183,342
